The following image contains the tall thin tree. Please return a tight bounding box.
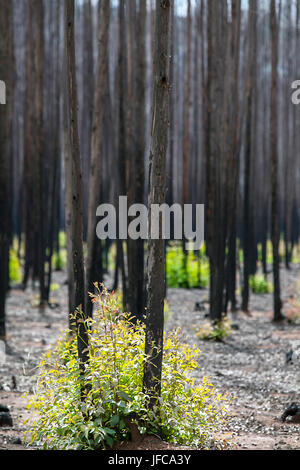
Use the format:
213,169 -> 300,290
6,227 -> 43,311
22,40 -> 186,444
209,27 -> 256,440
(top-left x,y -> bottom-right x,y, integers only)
86,0 -> 110,317
143,0 -> 171,411
270,0 -> 283,322
64,0 -> 89,375
0,0 -> 13,339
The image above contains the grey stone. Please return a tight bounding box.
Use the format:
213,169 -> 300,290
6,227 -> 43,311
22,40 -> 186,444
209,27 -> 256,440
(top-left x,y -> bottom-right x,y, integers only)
0,411 -> 13,427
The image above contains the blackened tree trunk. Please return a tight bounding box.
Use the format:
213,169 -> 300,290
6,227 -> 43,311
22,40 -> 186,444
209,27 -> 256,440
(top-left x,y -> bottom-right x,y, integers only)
269,0 -> 283,322
23,0 -> 37,292
127,0 -> 147,322
181,0 -> 191,281
241,0 -> 257,314
22,0 -> 46,308
225,0 -> 241,313
0,0 -> 13,339
183,0 -> 191,208
86,0 -> 110,317
81,0 -> 94,240
126,0 -> 139,320
64,0 -> 89,373
142,0 -> 171,411
136,0 -> 147,318
206,0 -> 228,322
35,0 -> 46,308
63,38 -> 75,330
45,0 -> 61,303
283,0 -> 293,269
116,0 -> 128,310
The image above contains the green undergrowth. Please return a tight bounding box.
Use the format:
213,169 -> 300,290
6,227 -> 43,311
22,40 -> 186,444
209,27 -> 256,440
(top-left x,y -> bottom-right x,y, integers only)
166,244 -> 209,289
249,274 -> 273,294
52,250 -> 67,271
25,286 -> 230,450
50,282 -> 60,292
50,232 -> 67,271
9,249 -> 22,284
196,317 -> 232,342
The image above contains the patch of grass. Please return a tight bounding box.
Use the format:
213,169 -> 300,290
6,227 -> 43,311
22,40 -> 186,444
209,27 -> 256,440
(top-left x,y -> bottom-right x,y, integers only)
52,249 -> 67,271
249,274 -> 272,294
50,283 -> 60,292
58,231 -> 66,249
166,244 -> 209,289
196,317 -> 232,342
9,249 -> 22,284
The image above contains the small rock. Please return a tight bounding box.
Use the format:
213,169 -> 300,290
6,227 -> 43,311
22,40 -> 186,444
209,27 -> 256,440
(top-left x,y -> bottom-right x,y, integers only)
194,301 -> 205,312
285,350 -> 293,364
281,402 -> 300,422
0,404 -> 9,413
289,413 -> 300,424
0,411 -> 13,427
11,437 -> 22,445
11,376 -> 17,390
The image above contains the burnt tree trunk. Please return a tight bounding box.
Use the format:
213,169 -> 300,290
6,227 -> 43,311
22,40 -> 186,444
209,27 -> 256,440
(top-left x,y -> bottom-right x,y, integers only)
128,0 -> 147,322
242,0 -> 257,313
143,0 -> 171,411
206,0 -> 228,322
64,0 -> 89,373
86,0 -> 110,317
225,0 -> 241,313
269,0 -> 283,322
0,0 -> 13,339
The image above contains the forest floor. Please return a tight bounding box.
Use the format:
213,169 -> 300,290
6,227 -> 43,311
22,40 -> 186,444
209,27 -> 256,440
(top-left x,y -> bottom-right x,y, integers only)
1,265 -> 300,450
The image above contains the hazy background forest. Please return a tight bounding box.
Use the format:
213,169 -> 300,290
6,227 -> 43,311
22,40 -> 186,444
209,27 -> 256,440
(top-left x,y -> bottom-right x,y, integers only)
1,0 -> 300,452
3,0 -> 300,316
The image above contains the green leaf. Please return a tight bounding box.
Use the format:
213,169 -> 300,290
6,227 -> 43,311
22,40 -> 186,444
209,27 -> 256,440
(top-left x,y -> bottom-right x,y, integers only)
117,391 -> 132,402
110,415 -> 120,427
106,436 -> 114,448
104,427 -> 116,436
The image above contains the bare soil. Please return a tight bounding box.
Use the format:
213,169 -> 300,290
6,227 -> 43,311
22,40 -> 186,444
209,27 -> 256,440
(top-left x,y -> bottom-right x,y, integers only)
1,266 -> 300,450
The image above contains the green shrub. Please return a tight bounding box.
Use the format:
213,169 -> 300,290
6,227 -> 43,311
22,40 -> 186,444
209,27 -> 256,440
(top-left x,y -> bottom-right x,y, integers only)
249,274 -> 272,294
9,249 -> 22,284
107,243 -> 117,272
196,317 -> 232,342
52,249 -> 67,271
58,231 -> 66,249
166,244 -> 209,289
50,283 -> 60,292
25,287 -> 229,450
